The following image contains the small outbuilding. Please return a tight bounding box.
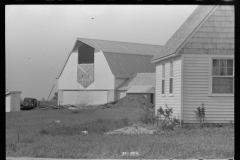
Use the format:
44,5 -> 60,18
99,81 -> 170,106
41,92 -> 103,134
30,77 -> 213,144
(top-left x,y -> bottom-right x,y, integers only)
6,91 -> 22,112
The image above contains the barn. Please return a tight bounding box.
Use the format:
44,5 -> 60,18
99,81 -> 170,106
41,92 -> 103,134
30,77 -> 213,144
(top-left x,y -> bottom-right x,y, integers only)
152,5 -> 234,123
56,38 -> 162,105
6,91 -> 22,112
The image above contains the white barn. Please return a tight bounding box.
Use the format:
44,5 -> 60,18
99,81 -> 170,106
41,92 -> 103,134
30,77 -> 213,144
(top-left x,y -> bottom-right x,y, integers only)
152,5 -> 234,124
6,91 -> 22,112
56,38 -> 162,105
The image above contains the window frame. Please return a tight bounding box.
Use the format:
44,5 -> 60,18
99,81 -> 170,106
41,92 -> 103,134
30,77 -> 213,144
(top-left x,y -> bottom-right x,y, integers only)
209,57 -> 234,96
162,64 -> 165,96
169,61 -> 173,95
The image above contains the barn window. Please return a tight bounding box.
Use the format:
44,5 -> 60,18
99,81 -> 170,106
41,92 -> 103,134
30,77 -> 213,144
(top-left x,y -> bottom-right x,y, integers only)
78,44 -> 94,64
162,64 -> 165,94
212,59 -> 234,94
169,61 -> 173,94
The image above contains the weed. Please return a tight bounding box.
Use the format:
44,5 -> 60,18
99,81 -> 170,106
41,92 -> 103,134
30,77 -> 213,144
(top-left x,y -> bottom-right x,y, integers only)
7,141 -> 17,153
194,103 -> 205,127
71,110 -> 80,114
39,128 -> 50,135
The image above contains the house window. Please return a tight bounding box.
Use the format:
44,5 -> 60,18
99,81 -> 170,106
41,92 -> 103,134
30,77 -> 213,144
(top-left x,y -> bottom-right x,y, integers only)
150,93 -> 154,104
169,61 -> 173,94
162,64 -> 165,94
212,59 -> 234,94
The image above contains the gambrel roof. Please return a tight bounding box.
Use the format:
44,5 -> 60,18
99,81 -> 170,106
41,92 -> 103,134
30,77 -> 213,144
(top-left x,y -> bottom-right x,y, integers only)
77,38 -> 162,56
56,38 -> 162,79
118,73 -> 155,90
152,5 -> 217,62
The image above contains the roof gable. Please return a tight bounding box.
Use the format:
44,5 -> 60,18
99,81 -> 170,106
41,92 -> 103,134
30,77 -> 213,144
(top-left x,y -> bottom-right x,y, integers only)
118,73 -> 156,90
180,5 -> 234,55
152,5 -> 217,62
57,38 -> 162,79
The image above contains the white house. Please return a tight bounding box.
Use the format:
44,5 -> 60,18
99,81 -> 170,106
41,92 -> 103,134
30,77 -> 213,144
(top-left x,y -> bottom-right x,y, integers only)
152,5 -> 234,123
56,38 -> 162,105
6,91 -> 22,112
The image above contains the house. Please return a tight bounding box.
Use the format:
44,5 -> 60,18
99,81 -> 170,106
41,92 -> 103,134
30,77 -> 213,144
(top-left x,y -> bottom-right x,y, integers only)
151,5 -> 234,123
117,73 -> 156,104
6,91 -> 22,112
56,38 -> 162,105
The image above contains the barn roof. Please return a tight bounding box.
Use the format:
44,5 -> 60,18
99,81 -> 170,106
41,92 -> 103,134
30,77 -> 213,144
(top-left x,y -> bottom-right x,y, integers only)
104,53 -> 155,78
126,86 -> 155,94
152,5 -> 217,62
118,73 -> 155,90
56,38 -> 162,79
77,38 -> 162,56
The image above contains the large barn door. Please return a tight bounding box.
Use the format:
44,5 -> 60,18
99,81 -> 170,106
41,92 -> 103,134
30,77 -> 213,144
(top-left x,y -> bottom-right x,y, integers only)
77,64 -> 94,88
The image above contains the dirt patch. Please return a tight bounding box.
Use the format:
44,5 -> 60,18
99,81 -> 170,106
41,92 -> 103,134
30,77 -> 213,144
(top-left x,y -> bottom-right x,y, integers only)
102,94 -> 154,110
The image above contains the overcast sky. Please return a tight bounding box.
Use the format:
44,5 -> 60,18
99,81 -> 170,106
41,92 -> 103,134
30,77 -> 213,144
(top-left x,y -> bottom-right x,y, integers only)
6,5 -> 198,100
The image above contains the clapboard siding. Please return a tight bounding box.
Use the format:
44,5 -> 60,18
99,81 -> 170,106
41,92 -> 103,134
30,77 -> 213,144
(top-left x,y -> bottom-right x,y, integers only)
155,56 -> 182,119
182,55 -> 234,123
181,6 -> 234,123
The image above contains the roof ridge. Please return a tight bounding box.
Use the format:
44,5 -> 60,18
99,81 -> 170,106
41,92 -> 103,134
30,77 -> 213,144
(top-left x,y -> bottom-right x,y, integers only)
78,37 -> 162,47
104,52 -> 155,57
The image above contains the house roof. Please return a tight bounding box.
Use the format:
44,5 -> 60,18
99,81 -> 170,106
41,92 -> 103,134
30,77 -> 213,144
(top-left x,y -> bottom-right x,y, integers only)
56,38 -> 162,79
152,5 -> 217,62
118,73 -> 156,90
78,38 -> 163,56
126,86 -> 155,94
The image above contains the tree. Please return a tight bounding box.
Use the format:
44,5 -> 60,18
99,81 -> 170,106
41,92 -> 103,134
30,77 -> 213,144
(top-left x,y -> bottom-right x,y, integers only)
52,92 -> 58,101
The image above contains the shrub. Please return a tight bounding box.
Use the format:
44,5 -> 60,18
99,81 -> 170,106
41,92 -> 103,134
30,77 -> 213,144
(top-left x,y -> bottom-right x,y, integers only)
194,103 -> 205,127
157,104 -> 180,130
140,108 -> 157,125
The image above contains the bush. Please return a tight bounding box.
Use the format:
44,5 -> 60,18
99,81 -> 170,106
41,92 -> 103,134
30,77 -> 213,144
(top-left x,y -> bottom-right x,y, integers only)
157,104 -> 180,130
140,108 -> 157,125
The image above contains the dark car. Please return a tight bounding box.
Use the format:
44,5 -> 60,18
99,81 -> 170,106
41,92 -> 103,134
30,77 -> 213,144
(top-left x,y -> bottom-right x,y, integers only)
21,98 -> 38,110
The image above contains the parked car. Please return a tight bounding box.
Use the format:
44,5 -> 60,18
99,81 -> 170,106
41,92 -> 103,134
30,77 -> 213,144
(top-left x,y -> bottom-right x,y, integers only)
21,98 -> 38,110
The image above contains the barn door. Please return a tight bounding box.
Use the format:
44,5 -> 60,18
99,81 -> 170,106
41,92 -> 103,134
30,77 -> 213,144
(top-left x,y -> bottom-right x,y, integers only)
77,64 -> 94,88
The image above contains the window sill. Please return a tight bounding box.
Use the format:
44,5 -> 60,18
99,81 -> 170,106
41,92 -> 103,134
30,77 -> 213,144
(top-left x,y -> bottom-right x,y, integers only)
169,94 -> 174,97
208,94 -> 234,97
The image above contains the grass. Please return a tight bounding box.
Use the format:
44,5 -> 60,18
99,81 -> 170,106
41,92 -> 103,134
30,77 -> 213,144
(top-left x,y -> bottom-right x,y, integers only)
6,108 -> 234,159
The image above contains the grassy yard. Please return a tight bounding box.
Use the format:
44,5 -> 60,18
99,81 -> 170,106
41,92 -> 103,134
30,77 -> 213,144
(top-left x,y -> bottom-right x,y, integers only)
6,108 -> 234,159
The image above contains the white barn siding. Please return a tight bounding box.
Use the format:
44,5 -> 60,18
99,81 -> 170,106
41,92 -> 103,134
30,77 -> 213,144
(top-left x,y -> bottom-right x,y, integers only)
116,91 -> 126,100
58,49 -> 115,90
155,56 -> 182,119
63,90 -> 108,105
182,54 -> 234,123
115,78 -> 127,89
